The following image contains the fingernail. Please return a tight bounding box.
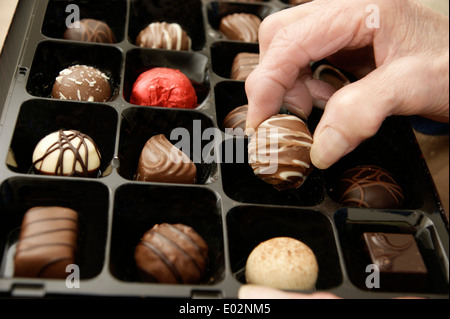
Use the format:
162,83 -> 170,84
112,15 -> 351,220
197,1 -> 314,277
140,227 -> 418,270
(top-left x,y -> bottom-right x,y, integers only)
311,127 -> 350,169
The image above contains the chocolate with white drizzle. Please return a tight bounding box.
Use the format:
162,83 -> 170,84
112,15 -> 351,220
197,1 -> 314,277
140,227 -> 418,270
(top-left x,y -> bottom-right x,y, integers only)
219,13 -> 261,42
222,104 -> 248,136
134,223 -> 209,284
63,19 -> 116,43
32,129 -> 101,177
136,22 -> 191,51
248,114 -> 314,191
135,134 -> 197,184
14,206 -> 79,279
231,52 -> 259,81
51,64 -> 112,102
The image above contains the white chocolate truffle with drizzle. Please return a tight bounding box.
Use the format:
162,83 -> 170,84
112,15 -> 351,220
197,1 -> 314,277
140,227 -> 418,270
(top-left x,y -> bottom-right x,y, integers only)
136,22 -> 191,51
248,114 -> 313,191
51,65 -> 112,102
32,129 -> 101,177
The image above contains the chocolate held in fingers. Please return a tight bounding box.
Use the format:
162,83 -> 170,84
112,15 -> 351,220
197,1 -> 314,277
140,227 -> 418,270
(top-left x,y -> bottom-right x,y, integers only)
248,114 -> 313,190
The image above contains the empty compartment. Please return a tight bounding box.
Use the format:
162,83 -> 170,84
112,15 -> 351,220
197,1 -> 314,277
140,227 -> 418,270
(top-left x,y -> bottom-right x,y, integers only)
118,107 -> 218,184
8,99 -> 118,177
334,208 -> 449,294
128,0 -> 206,51
0,177 -> 109,280
227,205 -> 342,290
123,48 -> 210,108
210,41 -> 259,79
42,0 -> 127,43
26,41 -> 122,101
110,184 -> 225,285
325,116 -> 427,210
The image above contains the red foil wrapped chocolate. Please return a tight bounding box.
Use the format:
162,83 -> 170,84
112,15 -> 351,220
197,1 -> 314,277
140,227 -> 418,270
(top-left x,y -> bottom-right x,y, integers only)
130,67 -> 198,109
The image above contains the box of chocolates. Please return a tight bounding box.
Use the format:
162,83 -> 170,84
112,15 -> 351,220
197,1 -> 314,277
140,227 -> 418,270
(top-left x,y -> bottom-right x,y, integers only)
0,0 -> 448,299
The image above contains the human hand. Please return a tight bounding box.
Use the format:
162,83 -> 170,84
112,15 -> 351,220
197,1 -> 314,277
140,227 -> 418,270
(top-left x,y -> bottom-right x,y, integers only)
245,0 -> 449,169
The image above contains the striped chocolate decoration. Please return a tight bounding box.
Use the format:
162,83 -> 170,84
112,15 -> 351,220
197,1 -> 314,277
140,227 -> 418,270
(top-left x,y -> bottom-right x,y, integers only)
14,206 -> 79,279
248,114 -> 314,191
219,13 -> 261,42
136,22 -> 191,51
134,223 -> 208,284
63,19 -> 116,43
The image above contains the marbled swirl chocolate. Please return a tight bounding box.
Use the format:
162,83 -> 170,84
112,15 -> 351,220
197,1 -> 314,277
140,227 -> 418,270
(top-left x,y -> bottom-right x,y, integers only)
134,134 -> 197,184
134,223 -> 209,284
63,19 -> 116,43
32,129 -> 101,177
336,165 -> 404,208
136,22 -> 191,51
14,206 -> 78,279
222,104 -> 248,136
219,13 -> 261,42
231,52 -> 259,81
248,114 -> 313,191
51,64 -> 112,102
363,232 -> 427,290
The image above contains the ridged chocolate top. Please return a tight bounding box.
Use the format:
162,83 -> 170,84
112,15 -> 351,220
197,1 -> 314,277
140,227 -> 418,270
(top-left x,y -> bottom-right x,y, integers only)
222,104 -> 248,136
248,114 -> 313,191
51,64 -> 112,102
219,13 -> 261,42
14,206 -> 78,279
32,129 -> 101,177
134,223 -> 209,284
136,22 -> 191,51
231,52 -> 259,81
135,134 -> 197,184
63,19 -> 116,43
336,165 -> 404,208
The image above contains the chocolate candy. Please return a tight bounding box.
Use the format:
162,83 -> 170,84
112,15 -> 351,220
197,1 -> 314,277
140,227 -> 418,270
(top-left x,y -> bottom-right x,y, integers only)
245,237 -> 318,290
248,114 -> 313,191
363,232 -> 427,291
14,206 -> 78,279
222,104 -> 248,136
231,52 -> 259,81
63,18 -> 116,43
219,13 -> 261,42
335,165 -> 404,208
32,129 -> 101,177
312,64 -> 351,90
130,67 -> 197,109
51,64 -> 112,102
134,223 -> 209,284
135,134 -> 197,184
136,22 -> 191,51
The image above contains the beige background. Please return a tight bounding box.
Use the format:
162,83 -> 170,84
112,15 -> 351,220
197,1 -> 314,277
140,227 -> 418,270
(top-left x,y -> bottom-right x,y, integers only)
0,0 -> 448,215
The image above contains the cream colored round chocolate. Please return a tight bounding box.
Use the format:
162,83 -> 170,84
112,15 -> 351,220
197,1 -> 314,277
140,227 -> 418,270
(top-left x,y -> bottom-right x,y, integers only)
245,237 -> 319,290
32,130 -> 101,176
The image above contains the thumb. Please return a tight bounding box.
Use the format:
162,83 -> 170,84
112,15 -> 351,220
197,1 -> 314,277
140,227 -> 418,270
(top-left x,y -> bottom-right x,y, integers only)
310,56 -> 439,169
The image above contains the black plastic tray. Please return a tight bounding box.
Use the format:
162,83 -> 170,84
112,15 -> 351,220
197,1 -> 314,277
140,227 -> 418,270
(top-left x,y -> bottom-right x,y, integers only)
0,0 -> 448,299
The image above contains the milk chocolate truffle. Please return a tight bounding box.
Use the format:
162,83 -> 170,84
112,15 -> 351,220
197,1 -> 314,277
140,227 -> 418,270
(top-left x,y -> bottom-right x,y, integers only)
313,64 -> 351,90
335,165 -> 404,208
63,18 -> 116,43
52,65 -> 112,102
245,237 -> 319,290
32,129 -> 101,177
231,52 -> 259,81
14,206 -> 78,279
219,13 -> 261,42
136,22 -> 191,51
363,232 -> 427,291
130,67 -> 198,109
134,223 -> 209,284
248,114 -> 313,191
223,104 -> 248,136
135,134 -> 197,184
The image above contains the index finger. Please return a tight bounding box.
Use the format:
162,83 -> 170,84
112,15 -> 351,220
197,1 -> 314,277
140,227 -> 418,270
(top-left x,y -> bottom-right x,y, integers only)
246,0 -> 376,131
